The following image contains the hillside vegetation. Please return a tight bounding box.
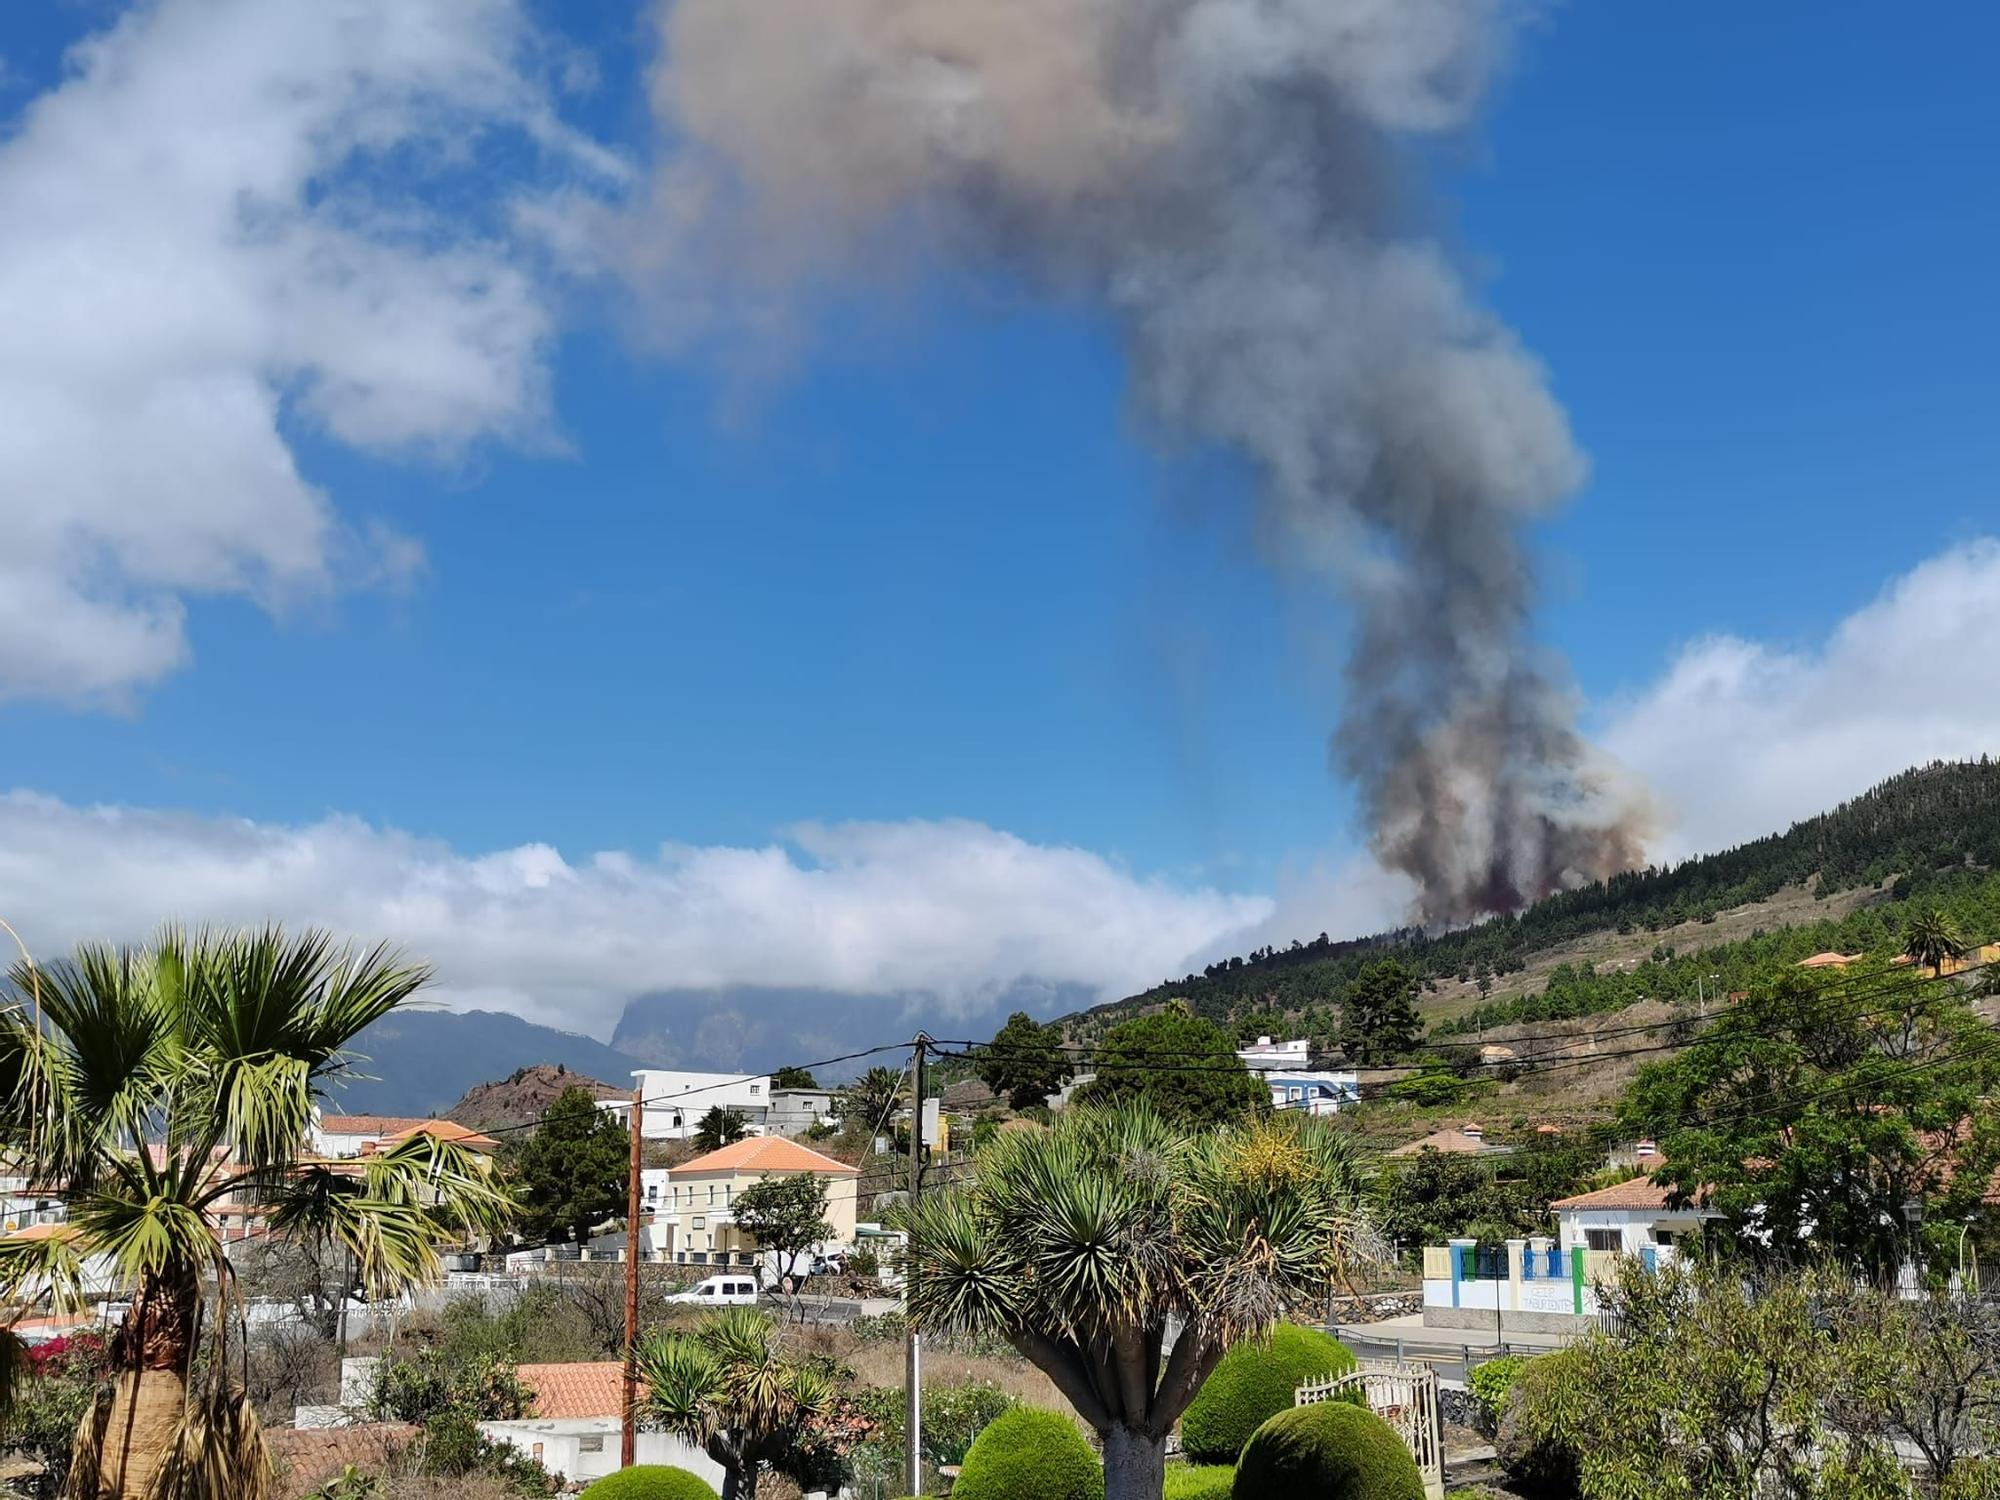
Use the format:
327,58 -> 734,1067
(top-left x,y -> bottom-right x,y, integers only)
1083,758 -> 2000,1043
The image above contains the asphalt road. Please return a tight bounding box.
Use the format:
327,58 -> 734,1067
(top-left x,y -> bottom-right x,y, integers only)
1330,1322 -> 1541,1387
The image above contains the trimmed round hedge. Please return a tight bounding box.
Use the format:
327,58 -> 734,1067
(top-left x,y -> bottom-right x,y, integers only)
1180,1324 -> 1357,1463
951,1406 -> 1104,1500
1231,1402 -> 1424,1500
1163,1464 -> 1236,1500
580,1465 -> 721,1500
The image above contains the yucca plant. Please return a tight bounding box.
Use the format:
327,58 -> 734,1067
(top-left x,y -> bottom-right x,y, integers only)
904,1101 -> 1373,1500
0,927 -> 513,1498
637,1305 -> 833,1500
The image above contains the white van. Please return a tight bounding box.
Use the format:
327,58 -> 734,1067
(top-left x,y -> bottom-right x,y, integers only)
667,1274 -> 760,1306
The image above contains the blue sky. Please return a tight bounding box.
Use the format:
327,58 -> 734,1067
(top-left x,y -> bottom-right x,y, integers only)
1,1 -> 1997,1034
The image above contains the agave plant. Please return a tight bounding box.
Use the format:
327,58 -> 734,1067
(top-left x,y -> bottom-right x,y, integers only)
637,1305 -> 833,1500
904,1101 -> 1373,1500
0,927 -> 513,1499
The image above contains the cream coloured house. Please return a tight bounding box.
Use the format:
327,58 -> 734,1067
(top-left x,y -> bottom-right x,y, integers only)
662,1136 -> 859,1267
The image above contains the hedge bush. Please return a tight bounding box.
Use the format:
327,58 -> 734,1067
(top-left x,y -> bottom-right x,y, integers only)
1163,1464 -> 1236,1500
1469,1354 -> 1529,1435
1232,1402 -> 1424,1500
950,1407 -> 1104,1500
580,1466 -> 721,1500
1493,1348 -> 1587,1499
1180,1324 -> 1357,1463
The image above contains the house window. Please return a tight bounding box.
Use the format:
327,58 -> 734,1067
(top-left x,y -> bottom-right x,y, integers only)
578,1435 -> 604,1454
1652,1229 -> 1678,1247
1584,1228 -> 1620,1252
692,1217 -> 705,1230
749,1083 -> 760,1094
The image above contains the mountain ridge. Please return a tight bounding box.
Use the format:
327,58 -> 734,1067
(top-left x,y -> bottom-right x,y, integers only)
1075,757 -> 2000,1037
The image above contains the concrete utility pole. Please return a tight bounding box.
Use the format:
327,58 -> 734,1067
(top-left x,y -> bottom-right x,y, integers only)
622,1085 -> 645,1468
906,1034 -> 928,1497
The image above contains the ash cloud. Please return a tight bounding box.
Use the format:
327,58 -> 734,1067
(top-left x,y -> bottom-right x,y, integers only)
639,0 -> 1650,924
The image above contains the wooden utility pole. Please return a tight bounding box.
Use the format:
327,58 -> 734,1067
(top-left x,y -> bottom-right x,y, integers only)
906,1034 -> 927,1497
622,1085 -> 645,1468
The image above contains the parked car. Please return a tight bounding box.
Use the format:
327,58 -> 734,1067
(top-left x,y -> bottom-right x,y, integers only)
667,1273 -> 760,1306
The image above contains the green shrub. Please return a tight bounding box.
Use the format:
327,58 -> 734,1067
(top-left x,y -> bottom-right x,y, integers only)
1493,1348 -> 1586,1498
1163,1464 -> 1236,1500
924,1381 -> 1017,1466
1180,1324 -> 1357,1463
579,1466 -> 721,1500
1232,1402 -> 1424,1500
1469,1354 -> 1528,1435
951,1406 -> 1104,1500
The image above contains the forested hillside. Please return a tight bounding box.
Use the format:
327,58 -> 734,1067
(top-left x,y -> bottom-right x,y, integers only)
1083,758 -> 2000,1037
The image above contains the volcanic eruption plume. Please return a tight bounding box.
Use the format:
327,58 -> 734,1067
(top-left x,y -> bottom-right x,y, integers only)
640,0 -> 1651,924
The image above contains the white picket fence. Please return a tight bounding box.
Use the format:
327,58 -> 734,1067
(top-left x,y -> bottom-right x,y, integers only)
1297,1360 -> 1444,1500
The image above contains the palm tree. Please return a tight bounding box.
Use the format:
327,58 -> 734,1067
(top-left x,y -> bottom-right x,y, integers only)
905,1101 -> 1371,1500
835,1066 -> 904,1136
637,1306 -> 832,1500
692,1106 -> 753,1153
1904,908 -> 1969,977
0,927 -> 512,1498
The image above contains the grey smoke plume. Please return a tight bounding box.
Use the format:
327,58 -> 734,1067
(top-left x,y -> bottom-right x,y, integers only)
642,0 -> 1650,925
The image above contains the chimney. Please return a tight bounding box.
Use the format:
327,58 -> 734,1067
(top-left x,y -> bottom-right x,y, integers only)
1463,1124 -> 1485,1143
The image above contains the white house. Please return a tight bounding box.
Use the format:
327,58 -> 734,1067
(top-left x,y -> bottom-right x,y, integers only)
766,1087 -> 835,1137
309,1114 -> 432,1159
1266,1070 -> 1359,1116
599,1070 -> 771,1140
1236,1036 -> 1313,1072
482,1362 -> 726,1489
1551,1149 -> 1712,1257
0,1164 -> 63,1233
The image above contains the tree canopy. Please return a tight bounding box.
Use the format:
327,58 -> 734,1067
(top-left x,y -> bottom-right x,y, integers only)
975,1011 -> 1073,1110
1337,959 -> 1421,1065
729,1173 -> 833,1295
1073,1007 -> 1265,1128
507,1085 -> 630,1246
0,926 -> 511,1499
835,1066 -> 905,1137
693,1106 -> 753,1153
1624,968 -> 2000,1271
639,1308 -> 832,1500
905,1101 -> 1370,1500
770,1065 -> 819,1091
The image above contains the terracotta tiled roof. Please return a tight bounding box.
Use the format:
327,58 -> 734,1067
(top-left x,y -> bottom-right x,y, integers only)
1389,1128 -> 1497,1157
267,1424 -> 418,1485
518,1362 -> 625,1419
376,1119 -> 499,1151
1550,1175 -> 1677,1210
1796,951 -> 1865,969
317,1115 -> 433,1137
673,1137 -> 860,1176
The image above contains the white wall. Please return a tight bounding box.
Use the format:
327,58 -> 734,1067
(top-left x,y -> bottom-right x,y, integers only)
1557,1207 -> 1703,1254
480,1420 -> 725,1488
1265,1072 -> 1359,1116
600,1072 -> 771,1140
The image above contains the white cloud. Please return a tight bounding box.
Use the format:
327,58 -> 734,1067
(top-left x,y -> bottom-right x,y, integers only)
1600,539 -> 2000,863
0,795 -> 1270,1037
0,0 -> 619,705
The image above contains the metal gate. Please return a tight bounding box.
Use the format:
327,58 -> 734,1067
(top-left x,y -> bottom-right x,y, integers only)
1297,1360 -> 1444,1500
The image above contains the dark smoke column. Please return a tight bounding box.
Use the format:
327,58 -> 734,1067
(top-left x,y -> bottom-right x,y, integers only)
643,0 -> 1651,924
